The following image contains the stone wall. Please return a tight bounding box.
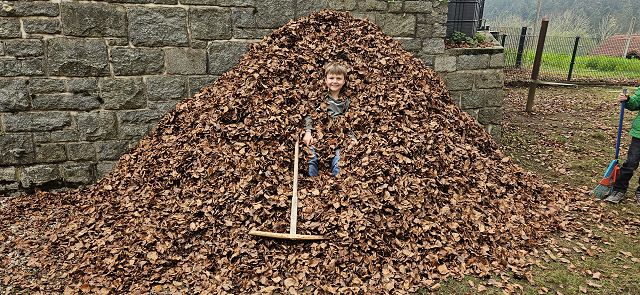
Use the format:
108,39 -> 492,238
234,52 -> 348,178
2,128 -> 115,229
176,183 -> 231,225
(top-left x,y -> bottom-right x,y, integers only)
0,0 -> 503,194
437,46 -> 505,140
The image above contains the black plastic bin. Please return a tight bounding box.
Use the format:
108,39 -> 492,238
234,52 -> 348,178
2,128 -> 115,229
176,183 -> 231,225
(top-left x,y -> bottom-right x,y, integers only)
447,0 -> 482,37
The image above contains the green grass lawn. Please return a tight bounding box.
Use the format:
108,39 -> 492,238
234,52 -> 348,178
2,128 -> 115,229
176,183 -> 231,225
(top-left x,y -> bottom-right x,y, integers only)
504,50 -> 640,81
432,86 -> 640,294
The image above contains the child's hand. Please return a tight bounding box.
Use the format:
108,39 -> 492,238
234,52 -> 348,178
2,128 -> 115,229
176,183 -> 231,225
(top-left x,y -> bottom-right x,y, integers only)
618,92 -> 629,102
303,131 -> 313,146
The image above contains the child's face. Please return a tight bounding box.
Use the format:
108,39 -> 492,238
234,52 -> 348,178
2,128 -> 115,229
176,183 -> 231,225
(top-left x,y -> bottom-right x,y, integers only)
325,73 -> 345,93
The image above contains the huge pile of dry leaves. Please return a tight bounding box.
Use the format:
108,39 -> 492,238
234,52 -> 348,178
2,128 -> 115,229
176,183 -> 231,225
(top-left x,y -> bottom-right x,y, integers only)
0,11 -> 568,294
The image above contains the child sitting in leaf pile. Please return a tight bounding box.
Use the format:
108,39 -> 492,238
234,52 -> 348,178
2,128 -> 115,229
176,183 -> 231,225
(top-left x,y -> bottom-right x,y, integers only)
302,62 -> 353,177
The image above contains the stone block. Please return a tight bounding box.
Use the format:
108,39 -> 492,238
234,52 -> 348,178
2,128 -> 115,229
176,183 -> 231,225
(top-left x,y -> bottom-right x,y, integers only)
217,0 -> 255,6
0,42 -> 3,56
463,108 -> 479,120
107,38 -> 129,46
4,112 -> 72,132
476,69 -> 504,89
117,109 -> 165,125
485,89 -> 504,107
208,41 -> 249,75
105,0 -> 178,3
68,78 -> 98,93
327,0 -> 357,10
111,47 -> 164,76
0,167 -> 17,182
297,0 -> 329,17
0,134 -> 35,165
457,54 -> 490,70
100,78 -> 146,110
105,0 -> 177,3
0,1 -> 59,17
96,161 -> 117,178
190,7 -> 233,40
375,13 -> 416,37
490,53 -> 505,68
0,18 -> 21,38
61,2 -> 127,37
95,140 -> 130,160
231,7 -> 256,28
179,0 -> 217,4
33,132 -> 51,144
0,57 -> 45,77
256,0 -> 295,28
29,78 -> 66,94
233,28 -> 273,39
416,23 -> 433,39
416,54 -> 434,67
388,1 -> 403,12
128,7 -> 188,47
358,0 -> 387,11
441,72 -> 474,91
35,143 -> 67,163
460,90 -> 487,109
77,111 -> 117,141
0,78 -> 29,112
50,129 -> 80,142
20,165 -> 60,188
61,163 -> 94,184
433,23 -> 446,38
146,76 -> 188,101
189,75 -> 218,96
149,101 -> 180,113
478,107 -> 504,125
395,37 -> 422,52
4,39 -> 44,57
32,93 -> 101,111
434,55 -> 456,72
165,48 -> 207,75
448,90 -> 463,107
420,38 -> 445,55
66,142 -> 96,161
22,58 -> 45,76
404,1 -> 433,13
23,17 -> 61,34
117,123 -> 153,139
47,38 -> 109,76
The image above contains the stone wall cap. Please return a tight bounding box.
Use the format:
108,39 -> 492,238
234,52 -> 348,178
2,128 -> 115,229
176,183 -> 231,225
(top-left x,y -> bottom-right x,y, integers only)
445,46 -> 504,56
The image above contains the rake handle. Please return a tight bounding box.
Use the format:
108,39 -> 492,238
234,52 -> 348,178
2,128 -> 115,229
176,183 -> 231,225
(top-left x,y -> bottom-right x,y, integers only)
615,89 -> 628,160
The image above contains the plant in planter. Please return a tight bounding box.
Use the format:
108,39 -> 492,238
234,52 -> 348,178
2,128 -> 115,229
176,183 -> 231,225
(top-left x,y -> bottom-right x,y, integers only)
446,31 -> 494,49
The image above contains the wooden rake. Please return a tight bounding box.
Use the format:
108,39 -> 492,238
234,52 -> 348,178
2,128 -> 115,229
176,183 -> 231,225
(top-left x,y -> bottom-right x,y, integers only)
249,138 -> 326,241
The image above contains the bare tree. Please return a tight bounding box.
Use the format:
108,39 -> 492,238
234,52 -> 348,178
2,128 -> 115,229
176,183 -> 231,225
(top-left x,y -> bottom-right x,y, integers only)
548,10 -> 589,37
597,14 -> 619,41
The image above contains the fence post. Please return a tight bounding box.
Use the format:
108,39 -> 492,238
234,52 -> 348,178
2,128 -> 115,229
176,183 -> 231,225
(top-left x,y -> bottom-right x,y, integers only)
526,17 -> 549,113
515,27 -> 528,68
501,34 -> 507,47
567,36 -> 580,81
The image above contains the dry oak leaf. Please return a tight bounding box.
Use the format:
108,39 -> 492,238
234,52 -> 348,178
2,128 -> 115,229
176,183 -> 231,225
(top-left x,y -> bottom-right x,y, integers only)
437,264 -> 449,274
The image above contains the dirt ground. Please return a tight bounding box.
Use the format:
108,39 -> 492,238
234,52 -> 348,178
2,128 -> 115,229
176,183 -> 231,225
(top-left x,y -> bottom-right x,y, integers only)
437,85 -> 640,294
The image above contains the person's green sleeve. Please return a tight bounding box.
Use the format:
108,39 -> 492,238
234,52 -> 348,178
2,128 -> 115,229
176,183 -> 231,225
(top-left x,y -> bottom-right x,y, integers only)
625,88 -> 640,111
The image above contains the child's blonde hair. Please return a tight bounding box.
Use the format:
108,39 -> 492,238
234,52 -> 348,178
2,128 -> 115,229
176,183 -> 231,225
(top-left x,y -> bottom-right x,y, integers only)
324,62 -> 348,77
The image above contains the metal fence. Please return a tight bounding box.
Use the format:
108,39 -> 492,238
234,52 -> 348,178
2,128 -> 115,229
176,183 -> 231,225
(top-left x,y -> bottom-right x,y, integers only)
495,27 -> 640,84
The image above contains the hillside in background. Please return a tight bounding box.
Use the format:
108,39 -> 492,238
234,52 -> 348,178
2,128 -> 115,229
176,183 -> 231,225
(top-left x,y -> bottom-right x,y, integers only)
485,0 -> 638,37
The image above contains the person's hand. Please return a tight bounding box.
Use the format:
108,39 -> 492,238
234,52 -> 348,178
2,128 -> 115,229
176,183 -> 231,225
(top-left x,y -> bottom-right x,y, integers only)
618,92 -> 629,102
303,131 -> 313,146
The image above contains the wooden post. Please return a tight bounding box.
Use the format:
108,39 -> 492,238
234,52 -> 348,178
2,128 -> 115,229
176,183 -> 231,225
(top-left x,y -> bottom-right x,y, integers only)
567,36 -> 580,81
526,17 -> 549,113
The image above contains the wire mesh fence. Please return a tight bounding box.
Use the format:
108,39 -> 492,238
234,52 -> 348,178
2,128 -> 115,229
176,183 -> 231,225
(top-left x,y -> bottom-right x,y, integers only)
495,28 -> 640,84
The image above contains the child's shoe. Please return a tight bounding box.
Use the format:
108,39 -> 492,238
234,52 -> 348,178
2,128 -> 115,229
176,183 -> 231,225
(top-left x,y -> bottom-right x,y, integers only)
605,190 -> 626,204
